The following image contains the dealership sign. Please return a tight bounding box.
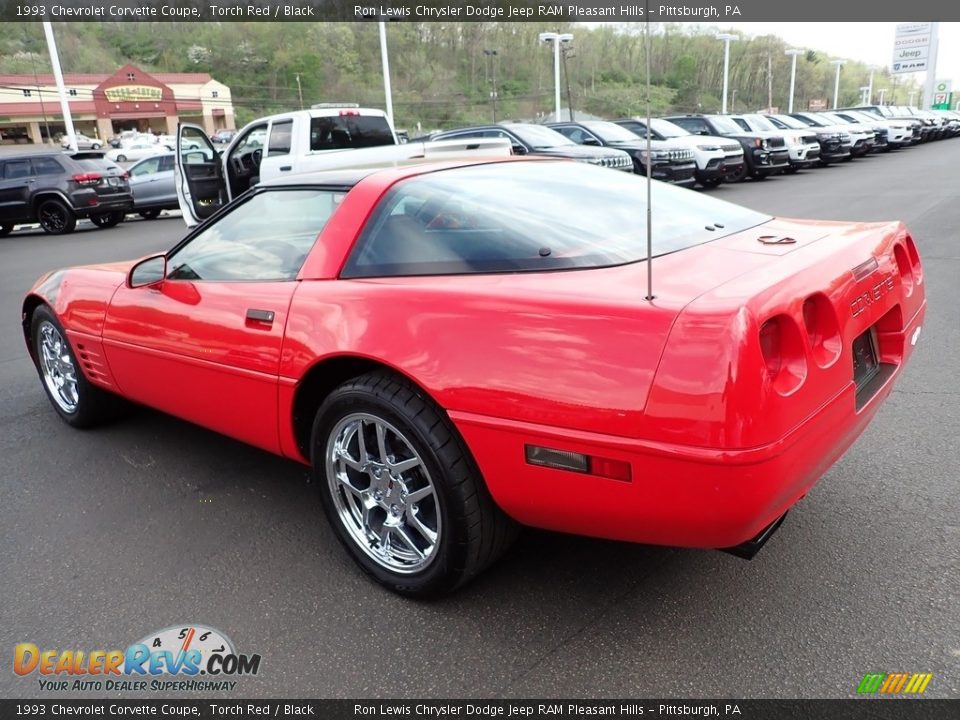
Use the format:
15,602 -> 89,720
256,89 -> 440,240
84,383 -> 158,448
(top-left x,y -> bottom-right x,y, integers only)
891,22 -> 931,74
103,85 -> 163,103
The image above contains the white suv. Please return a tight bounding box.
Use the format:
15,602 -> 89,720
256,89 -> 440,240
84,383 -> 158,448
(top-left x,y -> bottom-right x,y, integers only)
729,114 -> 821,171
614,117 -> 744,188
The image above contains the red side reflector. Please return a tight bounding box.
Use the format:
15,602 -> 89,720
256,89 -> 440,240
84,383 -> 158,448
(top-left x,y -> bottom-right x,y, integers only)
589,456 -> 632,482
525,445 -> 632,482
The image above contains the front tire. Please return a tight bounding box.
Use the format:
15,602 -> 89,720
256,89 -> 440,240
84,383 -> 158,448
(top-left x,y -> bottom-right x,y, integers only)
37,199 -> 76,234
723,163 -> 748,183
138,209 -> 162,220
312,371 -> 517,597
116,154 -> 127,162
90,211 -> 124,228
0,223 -> 13,237
31,305 -> 123,428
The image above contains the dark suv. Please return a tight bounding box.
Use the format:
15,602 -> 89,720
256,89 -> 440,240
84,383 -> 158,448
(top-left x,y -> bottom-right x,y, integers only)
0,152 -> 132,236
664,114 -> 790,181
429,123 -> 634,172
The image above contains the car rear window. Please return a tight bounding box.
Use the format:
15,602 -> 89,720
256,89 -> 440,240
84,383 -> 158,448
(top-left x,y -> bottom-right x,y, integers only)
75,158 -> 123,174
342,162 -> 770,278
310,115 -> 394,150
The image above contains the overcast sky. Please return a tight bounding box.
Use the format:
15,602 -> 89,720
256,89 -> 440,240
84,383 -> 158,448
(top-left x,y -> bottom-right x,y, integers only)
687,22 -> 958,85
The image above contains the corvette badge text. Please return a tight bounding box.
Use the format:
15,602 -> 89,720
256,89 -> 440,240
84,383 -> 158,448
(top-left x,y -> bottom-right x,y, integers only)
13,625 -> 261,692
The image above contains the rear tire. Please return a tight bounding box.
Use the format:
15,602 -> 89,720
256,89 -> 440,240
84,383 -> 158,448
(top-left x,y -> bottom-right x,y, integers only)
698,177 -> 722,188
311,371 -> 518,597
116,154 -> 127,162
91,143 -> 101,150
90,212 -> 124,228
31,305 -> 125,428
37,199 -> 76,235
138,209 -> 162,220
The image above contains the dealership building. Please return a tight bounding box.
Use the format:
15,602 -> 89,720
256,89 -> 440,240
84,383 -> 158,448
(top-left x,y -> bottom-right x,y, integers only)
0,63 -> 235,144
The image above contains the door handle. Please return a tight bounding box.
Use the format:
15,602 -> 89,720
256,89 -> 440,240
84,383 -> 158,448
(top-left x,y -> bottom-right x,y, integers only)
279,166 -> 292,172
246,309 -> 275,325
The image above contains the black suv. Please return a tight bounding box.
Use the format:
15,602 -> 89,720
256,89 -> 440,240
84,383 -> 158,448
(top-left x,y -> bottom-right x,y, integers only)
0,152 -> 132,236
664,114 -> 790,181
429,123 -> 633,172
546,120 -> 697,186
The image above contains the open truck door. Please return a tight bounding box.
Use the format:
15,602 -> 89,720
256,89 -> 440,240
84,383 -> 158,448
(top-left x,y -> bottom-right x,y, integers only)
175,123 -> 226,227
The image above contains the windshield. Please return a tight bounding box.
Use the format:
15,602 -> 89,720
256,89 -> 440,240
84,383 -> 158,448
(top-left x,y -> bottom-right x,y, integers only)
582,121 -> 643,144
648,119 -> 690,138
822,112 -> 854,125
343,162 -> 770,278
769,115 -> 806,130
742,115 -> 777,131
708,116 -> 745,134
793,114 -> 827,128
507,124 -> 575,149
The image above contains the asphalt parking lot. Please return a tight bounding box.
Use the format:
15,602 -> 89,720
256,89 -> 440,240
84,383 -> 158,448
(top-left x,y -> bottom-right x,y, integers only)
1,143 -> 958,700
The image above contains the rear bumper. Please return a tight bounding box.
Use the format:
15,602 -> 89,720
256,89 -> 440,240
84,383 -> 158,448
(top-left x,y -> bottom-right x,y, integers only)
452,302 -> 924,550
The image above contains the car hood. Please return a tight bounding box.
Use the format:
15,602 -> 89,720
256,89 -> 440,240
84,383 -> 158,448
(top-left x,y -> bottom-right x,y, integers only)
665,135 -> 742,152
531,144 -> 629,160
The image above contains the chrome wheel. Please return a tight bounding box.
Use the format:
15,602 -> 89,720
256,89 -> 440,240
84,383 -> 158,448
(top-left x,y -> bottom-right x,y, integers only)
38,321 -> 78,413
325,412 -> 440,574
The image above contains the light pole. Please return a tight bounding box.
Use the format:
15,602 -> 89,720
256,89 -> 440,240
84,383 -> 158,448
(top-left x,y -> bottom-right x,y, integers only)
879,88 -> 887,105
785,48 -> 803,113
539,32 -> 573,121
830,59 -> 845,109
378,21 -> 394,125
908,90 -> 917,106
867,67 -> 875,103
483,49 -> 498,123
860,86 -> 871,104
716,33 -> 739,114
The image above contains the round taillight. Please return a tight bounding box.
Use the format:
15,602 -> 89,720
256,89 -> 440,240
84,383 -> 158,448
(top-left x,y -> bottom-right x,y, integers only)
893,243 -> 914,297
905,234 -> 922,284
759,314 -> 807,395
802,294 -> 842,367
759,319 -> 782,378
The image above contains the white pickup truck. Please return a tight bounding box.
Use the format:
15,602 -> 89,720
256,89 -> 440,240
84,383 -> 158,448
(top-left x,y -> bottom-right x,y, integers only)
175,105 -> 510,226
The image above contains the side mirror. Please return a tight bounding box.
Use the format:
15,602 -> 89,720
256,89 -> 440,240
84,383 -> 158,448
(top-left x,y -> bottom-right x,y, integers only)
127,254 -> 167,288
511,144 -> 527,155
582,137 -> 601,146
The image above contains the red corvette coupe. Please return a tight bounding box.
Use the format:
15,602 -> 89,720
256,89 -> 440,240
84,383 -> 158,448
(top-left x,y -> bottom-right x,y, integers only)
23,156 -> 925,596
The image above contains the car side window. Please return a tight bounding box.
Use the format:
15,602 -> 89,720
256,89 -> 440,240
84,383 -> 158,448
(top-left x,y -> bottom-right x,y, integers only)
165,188 -> 345,282
159,155 -> 175,172
267,120 -> 293,157
31,157 -> 63,175
3,160 -> 32,179
130,158 -> 161,176
551,126 -> 576,140
732,118 -> 750,131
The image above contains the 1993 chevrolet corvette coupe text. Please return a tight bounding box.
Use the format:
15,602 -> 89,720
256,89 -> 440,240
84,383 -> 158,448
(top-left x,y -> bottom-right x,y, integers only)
23,158 -> 925,596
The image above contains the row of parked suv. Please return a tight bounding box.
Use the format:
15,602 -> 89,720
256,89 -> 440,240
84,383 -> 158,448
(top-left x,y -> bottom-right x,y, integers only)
422,104 -> 960,190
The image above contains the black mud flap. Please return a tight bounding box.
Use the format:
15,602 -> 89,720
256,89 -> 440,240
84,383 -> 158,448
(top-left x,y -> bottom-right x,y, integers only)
720,511 -> 788,560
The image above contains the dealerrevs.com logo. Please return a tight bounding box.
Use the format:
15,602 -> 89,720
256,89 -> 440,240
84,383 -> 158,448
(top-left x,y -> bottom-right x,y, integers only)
13,624 -> 262,692
857,672 -> 933,695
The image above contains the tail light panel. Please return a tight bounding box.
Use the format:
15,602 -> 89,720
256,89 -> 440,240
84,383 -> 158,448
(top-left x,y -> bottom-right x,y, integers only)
71,172 -> 102,186
801,293 -> 842,368
759,315 -> 807,396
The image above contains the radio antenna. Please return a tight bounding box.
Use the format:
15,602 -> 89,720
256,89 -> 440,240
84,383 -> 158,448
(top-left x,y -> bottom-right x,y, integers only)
644,10 -> 655,301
